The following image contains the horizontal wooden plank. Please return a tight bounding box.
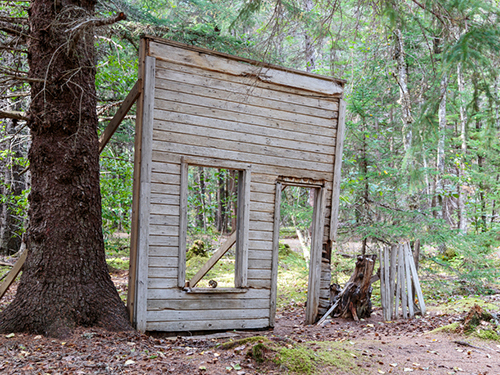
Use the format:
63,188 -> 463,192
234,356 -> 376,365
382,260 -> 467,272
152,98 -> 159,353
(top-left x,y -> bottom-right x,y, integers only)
152,129 -> 333,168
151,171 -> 181,185
152,140 -> 333,174
248,269 -> 271,279
149,40 -> 343,95
250,191 -> 275,204
150,182 -> 180,195
247,279 -> 272,288
147,308 -> 269,322
249,221 -> 275,232
147,286 -> 270,300
149,214 -> 179,226
150,204 -> 180,216
150,193 -> 180,206
155,74 -> 335,120
155,59 -> 339,110
146,318 -> 270,331
151,161 -> 181,174
149,235 -> 179,247
151,150 -> 335,183
248,258 -> 271,269
249,239 -> 273,251
249,231 -> 273,241
152,116 -> 335,158
149,246 -> 178,257
148,297 -> 270,311
149,224 -> 179,236
153,100 -> 336,140
148,256 -> 178,268
249,211 -> 274,223
248,250 -> 273,260
154,90 -> 336,132
149,267 -> 177,278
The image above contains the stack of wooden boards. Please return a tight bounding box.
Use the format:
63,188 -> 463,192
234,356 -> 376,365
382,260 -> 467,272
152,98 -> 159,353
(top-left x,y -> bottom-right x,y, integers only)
379,242 -> 425,320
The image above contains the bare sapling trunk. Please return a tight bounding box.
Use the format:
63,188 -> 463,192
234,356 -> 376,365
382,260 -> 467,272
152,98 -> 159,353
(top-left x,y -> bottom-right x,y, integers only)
0,0 -> 130,337
395,29 -> 412,151
457,63 -> 467,233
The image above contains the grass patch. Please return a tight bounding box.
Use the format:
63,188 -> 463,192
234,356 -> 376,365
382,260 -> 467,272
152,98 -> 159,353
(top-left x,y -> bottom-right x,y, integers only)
430,322 -> 460,333
106,257 -> 130,271
438,296 -> 499,314
277,251 -> 309,308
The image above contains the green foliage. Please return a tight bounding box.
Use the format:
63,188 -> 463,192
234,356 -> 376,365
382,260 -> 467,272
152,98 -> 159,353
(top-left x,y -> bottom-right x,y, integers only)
99,148 -> 133,246
186,240 -> 208,260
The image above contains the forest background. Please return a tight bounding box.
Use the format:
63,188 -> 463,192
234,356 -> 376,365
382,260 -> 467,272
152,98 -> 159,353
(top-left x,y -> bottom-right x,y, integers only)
1,0 -> 500,297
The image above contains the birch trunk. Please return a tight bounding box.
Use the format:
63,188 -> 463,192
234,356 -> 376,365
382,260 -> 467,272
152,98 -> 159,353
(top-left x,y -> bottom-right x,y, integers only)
457,63 -> 467,233
395,29 -> 412,151
436,75 -> 448,222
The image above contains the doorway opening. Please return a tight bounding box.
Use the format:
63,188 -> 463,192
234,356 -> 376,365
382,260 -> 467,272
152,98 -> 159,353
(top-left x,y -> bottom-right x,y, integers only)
276,186 -> 313,312
271,178 -> 327,325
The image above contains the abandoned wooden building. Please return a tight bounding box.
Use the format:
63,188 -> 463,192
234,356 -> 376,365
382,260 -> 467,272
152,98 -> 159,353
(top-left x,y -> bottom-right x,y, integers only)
126,36 -> 346,333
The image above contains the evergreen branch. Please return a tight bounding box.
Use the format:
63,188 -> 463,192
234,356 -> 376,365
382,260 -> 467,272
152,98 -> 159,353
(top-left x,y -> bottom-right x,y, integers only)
409,0 -> 447,26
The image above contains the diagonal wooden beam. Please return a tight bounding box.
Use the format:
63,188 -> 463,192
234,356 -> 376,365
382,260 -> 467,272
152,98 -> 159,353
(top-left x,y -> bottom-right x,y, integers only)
188,231 -> 237,287
98,79 -> 142,153
0,247 -> 27,300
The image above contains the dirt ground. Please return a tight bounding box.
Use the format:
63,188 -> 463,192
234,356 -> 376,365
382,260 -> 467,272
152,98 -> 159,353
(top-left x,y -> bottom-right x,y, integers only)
1,271 -> 499,374
1,294 -> 499,373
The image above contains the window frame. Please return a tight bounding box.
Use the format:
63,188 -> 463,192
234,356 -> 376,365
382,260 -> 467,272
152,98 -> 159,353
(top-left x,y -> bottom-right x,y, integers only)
177,157 -> 251,290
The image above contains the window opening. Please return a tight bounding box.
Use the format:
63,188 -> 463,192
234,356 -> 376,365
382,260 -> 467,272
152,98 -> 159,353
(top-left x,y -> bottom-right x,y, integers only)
181,163 -> 249,290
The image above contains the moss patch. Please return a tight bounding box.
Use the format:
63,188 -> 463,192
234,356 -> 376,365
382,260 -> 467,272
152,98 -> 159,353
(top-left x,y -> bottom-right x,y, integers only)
440,296 -> 499,314
275,341 -> 361,374
220,336 -> 270,350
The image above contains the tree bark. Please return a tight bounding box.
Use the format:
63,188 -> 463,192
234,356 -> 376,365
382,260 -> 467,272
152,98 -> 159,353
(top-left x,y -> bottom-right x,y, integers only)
0,0 -> 130,337
328,255 -> 376,321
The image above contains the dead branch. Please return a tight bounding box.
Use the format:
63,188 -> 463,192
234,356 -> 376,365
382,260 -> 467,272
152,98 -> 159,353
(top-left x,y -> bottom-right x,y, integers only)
98,114 -> 135,122
66,12 -> 127,34
0,16 -> 28,25
0,110 -> 28,121
0,91 -> 30,99
0,45 -> 27,53
0,22 -> 29,38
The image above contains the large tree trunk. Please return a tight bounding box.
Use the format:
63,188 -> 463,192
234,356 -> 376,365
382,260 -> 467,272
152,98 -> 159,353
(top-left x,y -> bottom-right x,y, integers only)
0,0 -> 130,337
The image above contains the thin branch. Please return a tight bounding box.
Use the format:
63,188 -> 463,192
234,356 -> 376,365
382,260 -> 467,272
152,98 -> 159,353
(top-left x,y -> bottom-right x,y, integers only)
0,16 -> 28,25
0,91 -> 30,99
0,110 -> 28,121
66,12 -> 127,34
0,45 -> 27,53
409,0 -> 447,26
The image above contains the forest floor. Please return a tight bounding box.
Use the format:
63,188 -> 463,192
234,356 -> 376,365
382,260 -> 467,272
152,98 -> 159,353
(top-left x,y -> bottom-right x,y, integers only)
0,271 -> 499,374
0,236 -> 499,374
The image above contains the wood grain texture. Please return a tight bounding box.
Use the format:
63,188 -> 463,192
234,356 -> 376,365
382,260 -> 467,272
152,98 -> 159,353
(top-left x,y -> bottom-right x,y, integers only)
135,55 -> 156,332
330,98 -> 346,241
148,39 -> 344,95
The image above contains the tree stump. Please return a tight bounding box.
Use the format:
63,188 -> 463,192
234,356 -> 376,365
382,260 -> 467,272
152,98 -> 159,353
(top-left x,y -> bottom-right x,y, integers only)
328,254 -> 377,321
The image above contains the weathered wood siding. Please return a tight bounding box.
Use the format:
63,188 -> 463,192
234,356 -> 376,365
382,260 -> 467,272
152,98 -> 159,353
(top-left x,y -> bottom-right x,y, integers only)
133,37 -> 344,332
